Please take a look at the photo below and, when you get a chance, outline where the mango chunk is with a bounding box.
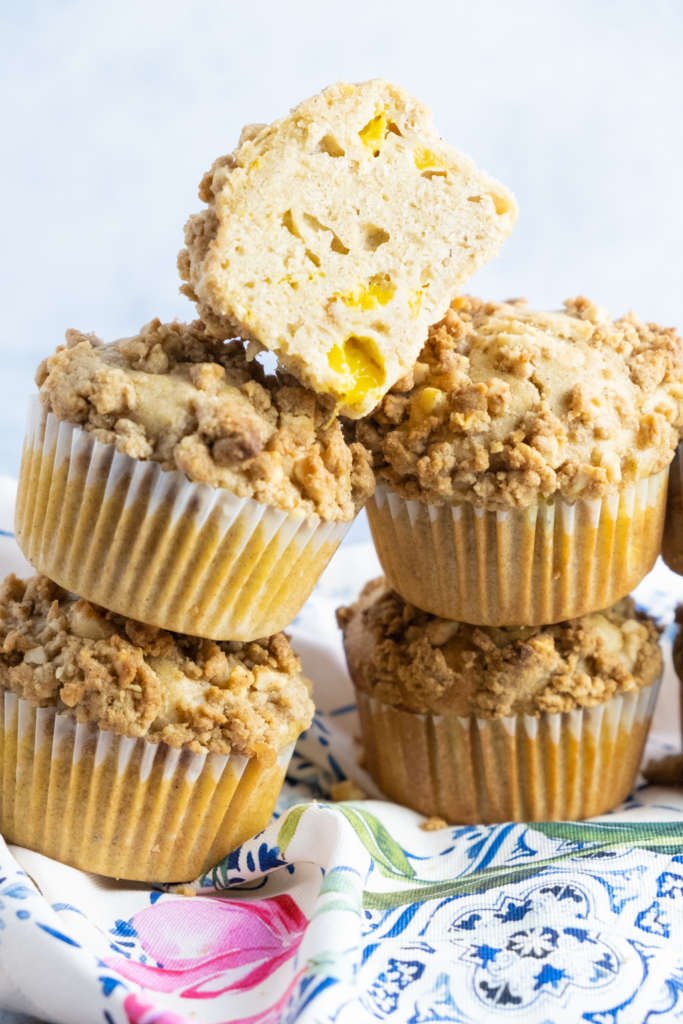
[328,336,386,408]
[408,288,423,317]
[413,147,447,175]
[340,276,396,310]
[359,110,387,156]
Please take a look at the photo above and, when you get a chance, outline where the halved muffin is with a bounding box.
[179,79,516,417]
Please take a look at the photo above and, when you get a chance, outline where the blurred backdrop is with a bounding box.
[2,0,682,491]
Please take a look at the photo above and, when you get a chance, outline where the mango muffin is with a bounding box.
[358,296,683,625]
[16,319,374,640]
[178,79,517,417]
[337,579,662,823]
[0,573,313,881]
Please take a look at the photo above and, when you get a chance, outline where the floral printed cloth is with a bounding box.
[0,477,682,1024]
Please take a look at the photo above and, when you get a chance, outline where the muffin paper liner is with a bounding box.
[0,692,294,882]
[15,399,350,640]
[367,474,668,625]
[662,442,683,574]
[356,677,661,823]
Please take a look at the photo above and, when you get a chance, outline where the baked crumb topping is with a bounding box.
[357,296,683,508]
[36,319,374,521]
[337,578,662,717]
[0,575,314,759]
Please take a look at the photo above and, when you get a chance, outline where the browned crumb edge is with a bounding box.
[420,816,449,831]
[337,578,662,717]
[36,318,374,521]
[0,575,313,760]
[329,779,367,802]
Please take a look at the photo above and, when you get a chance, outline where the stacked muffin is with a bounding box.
[2,80,517,879]
[338,296,683,822]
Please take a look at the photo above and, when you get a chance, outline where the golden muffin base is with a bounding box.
[1,693,294,882]
[367,474,668,626]
[15,400,349,640]
[662,442,683,575]
[356,679,660,823]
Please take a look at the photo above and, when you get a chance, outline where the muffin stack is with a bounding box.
[0,80,518,879]
[339,295,683,822]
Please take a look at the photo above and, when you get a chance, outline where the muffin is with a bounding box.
[358,296,683,625]
[0,574,313,882]
[337,579,662,823]
[179,79,517,417]
[15,319,374,640]
[662,442,683,574]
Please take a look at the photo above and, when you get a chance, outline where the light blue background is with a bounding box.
[2,0,682,484]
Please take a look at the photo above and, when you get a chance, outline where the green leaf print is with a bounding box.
[277,803,309,854]
[361,820,683,909]
[532,820,683,856]
[337,805,416,879]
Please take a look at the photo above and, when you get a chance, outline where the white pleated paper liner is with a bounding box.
[15,398,350,640]
[356,676,661,823]
[0,692,295,882]
[367,473,668,626]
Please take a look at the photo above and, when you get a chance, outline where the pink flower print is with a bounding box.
[107,893,307,999]
[123,993,190,1024]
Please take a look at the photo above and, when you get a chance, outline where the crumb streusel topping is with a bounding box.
[36,319,374,521]
[357,296,683,509]
[0,575,314,759]
[337,578,661,717]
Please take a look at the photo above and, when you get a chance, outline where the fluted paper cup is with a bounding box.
[356,678,660,823]
[662,442,683,574]
[367,475,668,626]
[0,692,295,882]
[15,398,350,640]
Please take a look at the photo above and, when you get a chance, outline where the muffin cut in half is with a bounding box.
[0,574,313,882]
[16,319,374,640]
[359,295,683,625]
[179,79,517,417]
[338,579,662,823]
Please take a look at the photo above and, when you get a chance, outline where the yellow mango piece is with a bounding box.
[413,147,446,175]
[410,386,446,424]
[408,288,423,317]
[359,110,387,156]
[328,336,386,408]
[340,276,396,310]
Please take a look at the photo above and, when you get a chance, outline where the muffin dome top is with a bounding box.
[337,578,661,717]
[36,318,374,521]
[358,296,683,509]
[0,574,313,758]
